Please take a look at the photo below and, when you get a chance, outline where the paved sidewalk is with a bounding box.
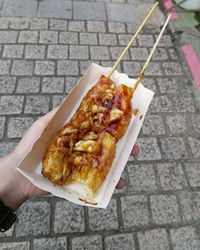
[0,1,200,250]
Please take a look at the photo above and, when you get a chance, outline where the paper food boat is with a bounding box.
[17,63,154,208]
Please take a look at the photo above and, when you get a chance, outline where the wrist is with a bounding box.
[0,152,27,211]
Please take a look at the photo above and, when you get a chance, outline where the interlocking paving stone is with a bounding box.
[52,95,66,108]
[162,62,183,76]
[0,59,11,74]
[60,32,78,44]
[191,115,200,134]
[88,199,118,231]
[3,44,24,58]
[137,34,154,47]
[37,0,72,19]
[156,77,180,93]
[150,195,180,224]
[50,20,68,31]
[10,18,29,30]
[108,22,126,33]
[188,137,200,158]
[138,228,169,250]
[173,94,196,112]
[155,35,173,47]
[160,137,188,160]
[0,117,6,139]
[72,235,103,250]
[166,115,187,134]
[157,162,187,190]
[121,195,150,228]
[65,76,79,93]
[15,201,50,237]
[130,47,148,61]
[2,0,37,17]
[118,34,136,46]
[0,76,16,94]
[87,21,106,33]
[110,46,130,60]
[25,45,45,59]
[136,137,161,161]
[11,60,34,76]
[7,117,34,138]
[0,18,10,29]
[24,95,50,114]
[47,45,68,59]
[39,31,58,44]
[54,200,85,233]
[70,45,89,59]
[18,31,38,43]
[141,77,157,92]
[106,3,134,22]
[123,61,141,76]
[0,141,17,157]
[30,19,49,30]
[33,237,67,250]
[104,233,135,250]
[99,33,117,46]
[151,48,168,60]
[0,242,30,250]
[185,163,200,188]
[145,62,162,76]
[16,77,40,93]
[68,21,86,32]
[168,48,178,60]
[149,96,173,113]
[73,1,106,21]
[79,33,98,45]
[90,46,110,60]
[127,163,157,192]
[42,77,64,93]
[170,226,200,250]
[57,60,79,76]
[0,224,14,237]
[142,115,165,135]
[34,61,55,76]
[0,95,24,114]
[79,60,99,75]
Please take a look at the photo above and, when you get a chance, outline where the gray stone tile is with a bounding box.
[123,61,142,76]
[30,19,48,30]
[2,0,37,17]
[18,31,38,43]
[42,77,64,93]
[137,34,154,47]
[39,31,58,44]
[110,46,130,60]
[70,45,89,60]
[170,226,200,250]
[0,95,24,114]
[149,96,173,113]
[88,199,118,231]
[118,34,136,46]
[0,117,6,139]
[157,77,180,93]
[25,45,45,59]
[57,60,79,76]
[0,17,10,29]
[80,33,98,45]
[0,142,17,157]
[0,60,11,74]
[138,228,170,250]
[173,94,196,112]
[15,201,50,236]
[166,115,187,134]
[150,195,180,224]
[50,19,68,31]
[136,137,161,161]
[160,137,188,160]
[127,163,157,192]
[47,45,68,59]
[87,21,105,32]
[188,137,200,158]
[168,48,178,60]
[142,115,165,135]
[7,117,34,138]
[0,224,14,237]
[121,195,150,228]
[162,62,183,76]
[68,21,86,32]
[65,77,79,93]
[0,31,18,43]
[191,115,200,134]
[72,235,103,250]
[155,35,173,47]
[11,60,34,76]
[3,45,24,58]
[16,77,40,93]
[130,47,148,61]
[24,95,50,114]
[106,3,134,22]
[157,162,187,190]
[90,46,110,60]
[33,237,67,250]
[10,18,29,29]
[0,76,16,94]
[141,77,157,92]
[185,163,200,188]
[105,234,135,250]
[35,61,55,76]
[99,33,117,46]
[52,95,66,108]
[145,62,162,76]
[151,48,168,61]
[60,32,78,44]
[73,1,106,21]
[108,22,126,33]
[37,0,72,19]
[54,200,85,233]
[79,60,99,75]
[0,242,30,250]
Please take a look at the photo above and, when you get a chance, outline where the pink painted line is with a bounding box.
[181,44,200,92]
[163,0,179,20]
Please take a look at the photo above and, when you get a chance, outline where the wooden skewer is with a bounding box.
[107,1,159,78]
[133,14,171,92]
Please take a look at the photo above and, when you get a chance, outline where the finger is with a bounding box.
[131,145,139,156]
[116,177,126,189]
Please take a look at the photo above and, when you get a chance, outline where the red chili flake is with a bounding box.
[140,115,143,120]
